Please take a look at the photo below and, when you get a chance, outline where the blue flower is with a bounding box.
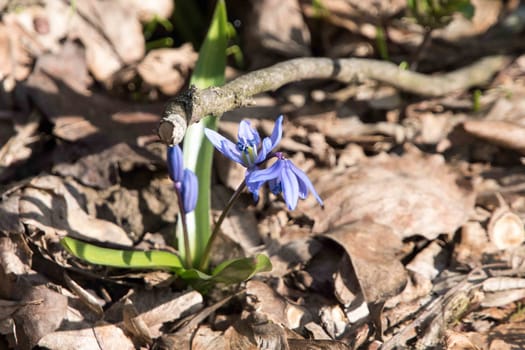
[249,154,324,211]
[204,115,283,169]
[167,145,198,213]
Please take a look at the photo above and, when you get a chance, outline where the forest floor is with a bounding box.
[2,1,525,349]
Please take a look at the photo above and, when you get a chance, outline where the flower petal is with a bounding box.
[289,161,324,207]
[182,169,198,213]
[255,137,273,163]
[248,159,284,183]
[238,120,261,146]
[281,164,299,210]
[167,145,184,182]
[269,115,283,149]
[245,169,263,201]
[256,116,283,163]
[204,128,244,165]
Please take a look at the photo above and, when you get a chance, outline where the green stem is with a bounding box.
[176,189,192,268]
[199,179,247,271]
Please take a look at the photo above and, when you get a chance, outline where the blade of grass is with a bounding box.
[179,0,228,268]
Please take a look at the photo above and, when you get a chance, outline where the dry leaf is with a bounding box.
[241,0,311,69]
[13,286,68,349]
[38,324,134,350]
[192,326,227,350]
[246,280,311,330]
[454,221,490,267]
[406,241,448,281]
[137,45,197,95]
[0,194,24,235]
[325,221,407,305]
[311,151,475,240]
[19,175,132,245]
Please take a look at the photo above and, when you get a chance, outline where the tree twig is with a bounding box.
[159,55,509,145]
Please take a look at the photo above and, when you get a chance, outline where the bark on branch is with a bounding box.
[159,55,509,145]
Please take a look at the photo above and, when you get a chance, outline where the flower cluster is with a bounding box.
[167,145,198,213]
[204,115,323,210]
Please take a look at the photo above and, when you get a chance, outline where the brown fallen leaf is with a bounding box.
[324,221,407,338]
[13,285,68,349]
[19,175,132,245]
[241,0,311,69]
[310,151,475,240]
[487,322,525,350]
[38,323,135,350]
[0,193,24,235]
[325,221,407,305]
[137,45,198,95]
[53,142,155,189]
[246,280,311,330]
[192,326,227,350]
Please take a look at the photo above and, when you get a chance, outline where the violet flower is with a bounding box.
[167,145,198,213]
[204,115,283,199]
[205,116,323,210]
[249,153,324,210]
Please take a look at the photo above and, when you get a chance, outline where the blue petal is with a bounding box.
[256,116,283,163]
[245,169,263,201]
[238,120,261,147]
[289,161,324,207]
[204,128,244,165]
[182,169,198,213]
[255,138,273,163]
[248,159,284,183]
[167,145,184,183]
[268,178,281,195]
[281,164,299,210]
[269,115,283,149]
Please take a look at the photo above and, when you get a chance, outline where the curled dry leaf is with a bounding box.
[19,175,132,246]
[311,151,475,240]
[246,280,311,330]
[324,221,407,306]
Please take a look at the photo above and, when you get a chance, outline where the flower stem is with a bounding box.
[198,179,246,271]
[176,189,192,268]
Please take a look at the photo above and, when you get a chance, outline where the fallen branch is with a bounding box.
[159,55,509,145]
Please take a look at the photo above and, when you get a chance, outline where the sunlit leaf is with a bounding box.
[61,237,183,271]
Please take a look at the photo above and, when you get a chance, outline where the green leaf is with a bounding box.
[61,237,183,272]
[184,254,273,293]
[180,0,228,268]
[62,236,271,293]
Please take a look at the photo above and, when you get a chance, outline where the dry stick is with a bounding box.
[159,55,509,145]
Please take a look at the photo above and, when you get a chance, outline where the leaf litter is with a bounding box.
[2,0,525,349]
